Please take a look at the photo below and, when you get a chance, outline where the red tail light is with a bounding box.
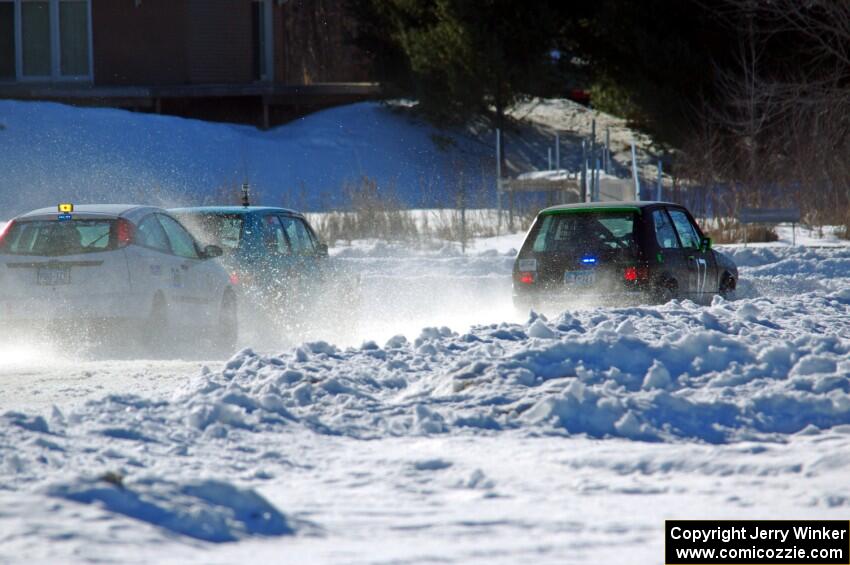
[519,271,535,284]
[115,218,135,247]
[0,220,15,247]
[624,266,649,282]
[230,271,254,286]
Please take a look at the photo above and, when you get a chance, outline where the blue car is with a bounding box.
[169,206,345,327]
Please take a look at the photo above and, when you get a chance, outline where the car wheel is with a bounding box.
[719,275,737,301]
[214,292,238,351]
[652,279,678,304]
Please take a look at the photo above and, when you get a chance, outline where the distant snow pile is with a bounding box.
[0,100,491,217]
[0,96,668,220]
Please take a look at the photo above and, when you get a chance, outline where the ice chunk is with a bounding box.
[642,361,672,390]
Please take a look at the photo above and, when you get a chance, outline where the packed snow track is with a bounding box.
[1,243,849,564]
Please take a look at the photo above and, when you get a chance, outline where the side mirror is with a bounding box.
[203,244,223,259]
[317,243,329,257]
[700,237,712,252]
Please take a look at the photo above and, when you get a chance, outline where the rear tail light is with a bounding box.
[518,271,535,284]
[229,270,254,286]
[0,220,15,247]
[624,266,649,282]
[115,219,135,247]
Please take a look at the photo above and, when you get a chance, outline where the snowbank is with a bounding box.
[0,100,492,217]
[0,97,666,219]
[47,476,293,542]
[173,279,850,443]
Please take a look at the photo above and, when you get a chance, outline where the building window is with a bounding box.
[252,0,272,81]
[59,0,88,76]
[22,1,51,76]
[0,0,91,81]
[0,2,14,78]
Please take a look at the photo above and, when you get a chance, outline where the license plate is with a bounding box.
[564,270,596,286]
[37,267,70,286]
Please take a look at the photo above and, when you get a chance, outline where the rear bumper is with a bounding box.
[0,292,150,322]
[513,285,651,310]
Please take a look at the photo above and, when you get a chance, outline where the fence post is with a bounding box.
[590,119,596,176]
[595,159,601,201]
[605,126,611,173]
[555,133,560,171]
[548,148,552,170]
[631,142,641,200]
[496,128,502,235]
[591,118,596,145]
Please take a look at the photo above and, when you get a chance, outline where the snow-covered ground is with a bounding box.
[1,229,849,564]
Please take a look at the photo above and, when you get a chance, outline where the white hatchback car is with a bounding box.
[0,204,237,349]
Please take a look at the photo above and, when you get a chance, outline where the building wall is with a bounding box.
[91,0,371,87]
[186,0,253,84]
[92,0,189,85]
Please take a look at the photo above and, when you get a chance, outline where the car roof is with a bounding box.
[539,201,681,215]
[169,206,304,218]
[16,204,163,220]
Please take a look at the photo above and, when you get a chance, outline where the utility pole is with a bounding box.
[555,133,560,171]
[631,142,641,200]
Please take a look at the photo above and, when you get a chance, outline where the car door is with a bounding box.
[278,215,324,301]
[156,213,214,326]
[667,207,716,301]
[125,213,177,312]
[683,209,719,295]
[650,207,688,294]
[260,214,296,297]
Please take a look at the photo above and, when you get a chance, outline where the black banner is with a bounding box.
[666,520,850,564]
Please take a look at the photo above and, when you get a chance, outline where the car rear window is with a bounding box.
[529,212,637,254]
[174,214,244,251]
[0,220,114,256]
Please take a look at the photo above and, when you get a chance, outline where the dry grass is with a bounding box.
[705,222,779,244]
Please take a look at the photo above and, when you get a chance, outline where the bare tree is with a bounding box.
[685,0,850,233]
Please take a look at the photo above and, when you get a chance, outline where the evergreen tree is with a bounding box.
[355,0,562,129]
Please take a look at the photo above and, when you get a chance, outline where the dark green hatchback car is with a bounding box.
[512,201,738,310]
[169,206,357,331]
